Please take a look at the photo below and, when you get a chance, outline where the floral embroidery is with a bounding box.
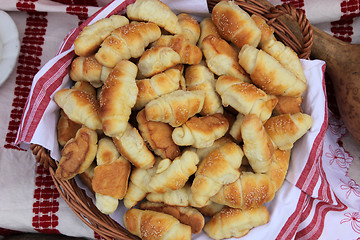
[340,212,360,234]
[328,113,346,136]
[325,145,353,169]
[340,179,360,199]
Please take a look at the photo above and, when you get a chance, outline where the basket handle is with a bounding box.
[31,144,56,170]
[206,0,313,59]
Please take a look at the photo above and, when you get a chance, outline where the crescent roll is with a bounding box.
[197,18,220,48]
[57,110,82,146]
[178,13,201,45]
[144,90,205,127]
[99,60,138,137]
[95,22,161,68]
[126,0,182,34]
[211,1,261,48]
[251,14,276,47]
[74,15,129,57]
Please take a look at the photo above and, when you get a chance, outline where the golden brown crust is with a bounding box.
[57,110,82,146]
[177,13,200,45]
[274,96,303,115]
[251,14,276,47]
[198,18,220,48]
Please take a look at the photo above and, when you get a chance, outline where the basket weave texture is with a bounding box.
[31,0,313,239]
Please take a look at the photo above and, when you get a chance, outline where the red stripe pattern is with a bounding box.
[280,0,305,8]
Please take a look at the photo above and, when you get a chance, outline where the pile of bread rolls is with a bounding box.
[53,0,313,239]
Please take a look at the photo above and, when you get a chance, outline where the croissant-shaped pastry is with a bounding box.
[229,113,245,142]
[139,201,205,234]
[126,0,182,34]
[74,15,129,57]
[55,126,98,180]
[72,81,97,97]
[274,96,303,115]
[193,136,233,162]
[251,14,276,47]
[191,142,243,207]
[203,206,269,240]
[262,39,306,83]
[172,114,229,148]
[137,46,181,78]
[95,22,161,68]
[123,209,191,240]
[99,60,138,137]
[196,201,224,217]
[135,68,182,110]
[123,163,158,209]
[264,113,313,150]
[197,18,220,48]
[154,34,202,65]
[70,55,112,88]
[148,151,199,193]
[239,44,307,97]
[137,109,180,160]
[211,1,261,48]
[57,110,82,146]
[54,88,102,130]
[112,123,155,169]
[201,35,250,82]
[216,75,278,122]
[185,63,223,115]
[78,162,95,193]
[144,90,205,127]
[178,13,200,45]
[241,114,274,173]
[96,137,120,165]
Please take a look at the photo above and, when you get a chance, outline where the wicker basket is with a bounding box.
[31,0,313,239]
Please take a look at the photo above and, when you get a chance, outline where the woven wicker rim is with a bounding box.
[30,1,313,239]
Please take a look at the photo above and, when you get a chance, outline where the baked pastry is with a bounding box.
[241,114,274,173]
[196,201,224,217]
[216,75,278,122]
[55,126,98,180]
[197,18,220,48]
[238,44,307,97]
[99,60,138,137]
[229,113,245,142]
[154,34,202,65]
[54,88,102,130]
[126,0,182,34]
[112,123,155,169]
[172,113,229,148]
[148,151,199,193]
[74,15,129,57]
[264,113,313,150]
[193,136,233,162]
[191,142,243,207]
[136,109,180,160]
[95,22,161,68]
[123,209,191,240]
[274,96,303,115]
[185,62,223,115]
[135,68,182,110]
[78,162,95,193]
[203,206,269,239]
[139,201,205,234]
[72,81,97,97]
[144,90,205,127]
[201,35,250,82]
[69,55,112,88]
[95,137,120,165]
[211,1,261,48]
[137,46,181,78]
[251,14,276,47]
[178,13,200,44]
[57,110,82,146]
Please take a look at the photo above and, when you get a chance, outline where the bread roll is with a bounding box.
[251,14,276,47]
[137,46,181,78]
[197,201,224,217]
[126,0,182,34]
[178,13,200,44]
[197,18,220,48]
[112,123,155,169]
[148,151,199,193]
[55,126,98,180]
[57,110,82,146]
[99,60,138,137]
[203,206,269,239]
[140,201,205,234]
[154,34,202,65]
[78,162,95,193]
[72,81,97,97]
[211,1,261,48]
[95,22,161,68]
[264,113,313,150]
[96,137,120,165]
[54,88,102,130]
[94,193,119,215]
[144,90,205,127]
[229,113,245,142]
[241,114,274,173]
[201,35,250,82]
[274,96,303,115]
[238,44,307,97]
[191,142,243,207]
[74,15,129,57]
[216,75,278,122]
[70,55,112,88]
[123,209,191,240]
[185,63,223,115]
[172,114,229,148]
[135,68,182,110]
[137,109,180,160]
